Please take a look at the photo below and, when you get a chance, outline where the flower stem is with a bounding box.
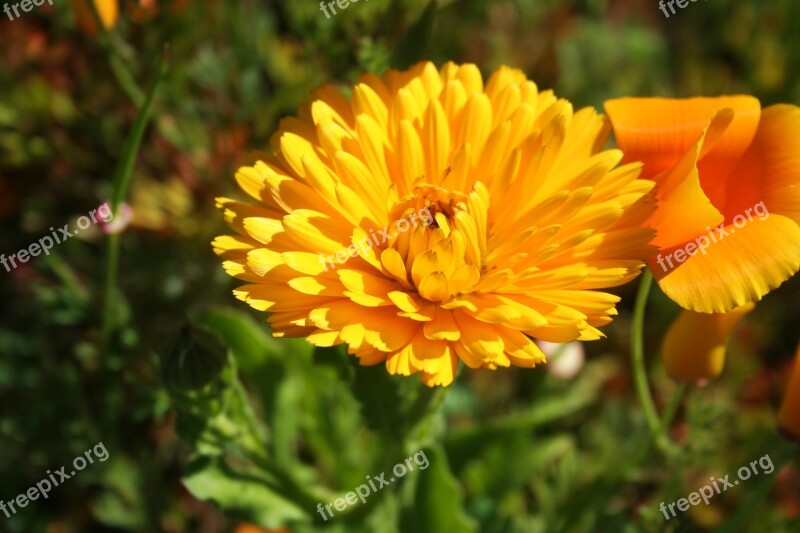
[101,48,168,348]
[630,270,663,442]
[661,383,687,430]
[85,0,145,107]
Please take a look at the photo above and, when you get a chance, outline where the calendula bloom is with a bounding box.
[70,0,119,35]
[606,97,800,381]
[779,343,800,440]
[213,62,656,386]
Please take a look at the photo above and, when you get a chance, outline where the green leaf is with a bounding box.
[91,457,147,529]
[194,308,315,464]
[389,1,438,70]
[400,446,477,533]
[182,455,311,527]
[167,352,266,458]
[444,361,613,474]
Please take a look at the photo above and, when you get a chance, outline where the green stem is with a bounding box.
[630,270,663,442]
[108,54,145,108]
[661,383,687,430]
[109,49,168,212]
[84,0,145,106]
[101,233,120,346]
[101,48,168,349]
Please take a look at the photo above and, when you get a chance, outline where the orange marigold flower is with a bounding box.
[213,62,656,386]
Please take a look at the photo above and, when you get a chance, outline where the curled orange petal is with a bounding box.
[661,303,755,382]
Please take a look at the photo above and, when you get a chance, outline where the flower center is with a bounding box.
[383,184,482,303]
[389,184,469,227]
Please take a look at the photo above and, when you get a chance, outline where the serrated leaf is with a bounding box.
[182,455,310,527]
[168,352,266,458]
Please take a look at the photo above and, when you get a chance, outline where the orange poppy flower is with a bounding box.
[606,97,800,314]
[605,97,800,436]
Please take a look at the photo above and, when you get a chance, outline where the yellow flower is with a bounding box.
[213,62,656,386]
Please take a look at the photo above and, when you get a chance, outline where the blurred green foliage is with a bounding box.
[1,0,799,531]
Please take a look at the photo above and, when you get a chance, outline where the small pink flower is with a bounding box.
[100,203,132,235]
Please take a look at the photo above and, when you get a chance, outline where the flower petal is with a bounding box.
[661,303,755,381]
[649,215,800,313]
[604,96,761,180]
[727,104,800,224]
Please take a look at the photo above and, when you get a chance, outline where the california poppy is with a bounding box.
[606,97,800,435]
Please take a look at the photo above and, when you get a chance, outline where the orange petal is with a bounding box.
[661,303,755,382]
[643,116,725,250]
[779,344,800,441]
[726,104,800,224]
[604,96,761,180]
[649,215,800,313]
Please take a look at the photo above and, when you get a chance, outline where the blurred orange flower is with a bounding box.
[69,0,118,35]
